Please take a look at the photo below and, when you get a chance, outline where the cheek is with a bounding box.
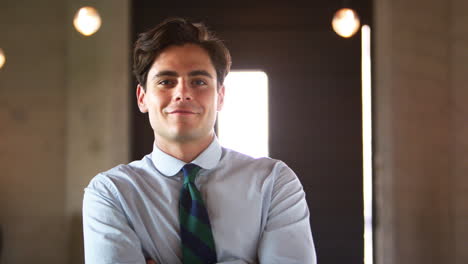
[147,92,169,109]
[204,96,219,113]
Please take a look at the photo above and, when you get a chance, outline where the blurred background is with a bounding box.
[0,0,466,264]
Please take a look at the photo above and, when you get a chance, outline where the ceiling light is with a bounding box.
[0,48,5,69]
[73,6,102,36]
[332,8,361,38]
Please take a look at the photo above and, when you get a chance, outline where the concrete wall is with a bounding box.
[374,0,468,263]
[65,1,130,263]
[0,1,68,263]
[0,1,129,263]
[451,1,468,262]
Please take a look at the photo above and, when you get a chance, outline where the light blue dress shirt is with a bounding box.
[83,137,316,264]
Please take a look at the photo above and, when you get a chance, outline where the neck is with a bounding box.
[154,133,214,163]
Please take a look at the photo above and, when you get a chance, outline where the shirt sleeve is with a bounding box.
[257,163,317,264]
[82,175,147,264]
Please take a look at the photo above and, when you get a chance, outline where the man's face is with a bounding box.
[137,44,224,145]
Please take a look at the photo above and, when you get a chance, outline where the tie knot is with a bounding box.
[182,163,201,184]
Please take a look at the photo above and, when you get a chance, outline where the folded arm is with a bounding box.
[83,176,147,264]
[258,163,317,264]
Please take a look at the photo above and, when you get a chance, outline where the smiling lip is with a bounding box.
[168,110,197,115]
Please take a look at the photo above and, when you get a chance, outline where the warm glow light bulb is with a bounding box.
[0,48,5,69]
[73,6,102,36]
[332,8,361,38]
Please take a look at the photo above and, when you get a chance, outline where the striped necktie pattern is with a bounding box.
[179,163,217,264]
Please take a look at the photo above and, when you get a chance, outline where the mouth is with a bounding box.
[168,109,198,115]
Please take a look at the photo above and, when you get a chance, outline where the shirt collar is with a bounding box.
[150,137,222,177]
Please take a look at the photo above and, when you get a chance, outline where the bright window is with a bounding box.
[217,71,269,158]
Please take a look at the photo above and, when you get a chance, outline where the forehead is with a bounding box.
[150,44,216,74]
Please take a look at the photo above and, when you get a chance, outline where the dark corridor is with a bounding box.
[131,1,372,263]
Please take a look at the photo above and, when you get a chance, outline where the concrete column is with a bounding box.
[374,0,468,263]
[451,0,468,262]
[0,1,68,263]
[65,1,130,263]
[0,1,130,263]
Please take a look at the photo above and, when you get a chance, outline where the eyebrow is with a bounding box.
[152,70,213,80]
[153,70,178,79]
[188,70,213,79]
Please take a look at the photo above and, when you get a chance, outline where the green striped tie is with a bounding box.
[179,164,217,264]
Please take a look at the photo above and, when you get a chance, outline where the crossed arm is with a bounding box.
[83,168,316,264]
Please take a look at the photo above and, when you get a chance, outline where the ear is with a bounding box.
[217,84,225,111]
[136,84,148,113]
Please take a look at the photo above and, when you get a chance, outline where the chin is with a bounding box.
[171,128,214,143]
[168,130,201,142]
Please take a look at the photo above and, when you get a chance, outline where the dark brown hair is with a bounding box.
[133,17,231,89]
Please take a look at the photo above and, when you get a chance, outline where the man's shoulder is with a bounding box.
[86,155,152,192]
[221,147,291,173]
[219,148,300,191]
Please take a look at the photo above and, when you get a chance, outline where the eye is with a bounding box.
[157,79,176,87]
[192,79,207,86]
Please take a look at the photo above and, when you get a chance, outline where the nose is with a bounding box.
[174,79,193,102]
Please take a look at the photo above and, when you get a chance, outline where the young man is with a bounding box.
[83,18,316,264]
